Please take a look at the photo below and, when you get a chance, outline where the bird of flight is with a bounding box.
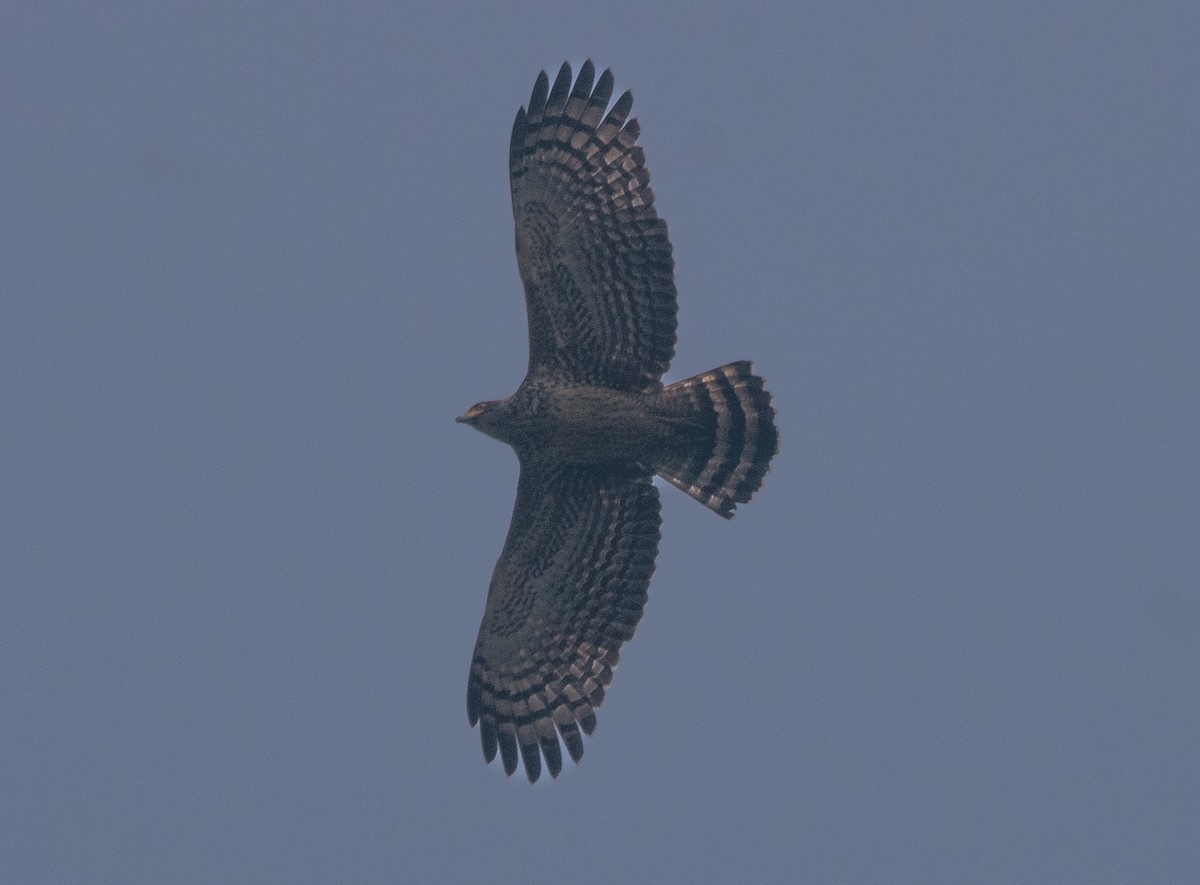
[457,61,779,782]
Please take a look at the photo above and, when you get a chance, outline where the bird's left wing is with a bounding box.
[467,460,661,782]
[510,60,677,391]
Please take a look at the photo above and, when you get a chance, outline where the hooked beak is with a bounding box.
[455,413,468,424]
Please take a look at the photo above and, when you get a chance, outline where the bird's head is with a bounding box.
[456,399,508,439]
[456,400,497,424]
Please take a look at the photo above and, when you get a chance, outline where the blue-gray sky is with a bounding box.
[3,3,1197,882]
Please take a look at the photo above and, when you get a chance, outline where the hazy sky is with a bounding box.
[3,3,1197,883]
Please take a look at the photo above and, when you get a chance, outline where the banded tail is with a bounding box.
[656,361,779,518]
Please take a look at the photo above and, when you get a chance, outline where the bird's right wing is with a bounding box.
[467,461,661,782]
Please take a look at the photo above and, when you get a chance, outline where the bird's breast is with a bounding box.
[522,385,668,464]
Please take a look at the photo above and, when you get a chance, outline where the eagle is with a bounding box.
[457,61,779,782]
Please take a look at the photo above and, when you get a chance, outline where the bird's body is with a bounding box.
[464,379,690,464]
[458,61,779,782]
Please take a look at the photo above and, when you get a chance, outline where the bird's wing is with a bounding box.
[467,460,661,782]
[510,60,677,391]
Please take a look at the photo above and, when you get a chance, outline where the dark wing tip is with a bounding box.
[480,718,498,763]
[595,67,614,104]
[527,70,550,123]
[580,711,598,736]
[610,89,633,123]
[498,729,519,777]
[548,61,573,111]
[541,735,563,779]
[509,106,527,164]
[466,670,481,724]
[520,739,542,783]
[559,721,585,763]
[573,59,595,97]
